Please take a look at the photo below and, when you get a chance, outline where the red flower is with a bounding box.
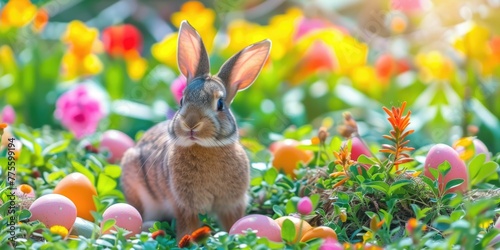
[102,24,142,58]
[152,230,165,240]
[178,235,192,248]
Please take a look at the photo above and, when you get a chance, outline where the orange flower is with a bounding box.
[178,234,192,248]
[19,184,33,194]
[0,0,37,28]
[33,8,49,32]
[369,216,384,232]
[0,123,7,129]
[191,226,211,243]
[406,218,418,234]
[151,230,165,240]
[380,101,414,170]
[330,144,354,188]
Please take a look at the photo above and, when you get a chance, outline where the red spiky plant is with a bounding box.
[380,101,415,172]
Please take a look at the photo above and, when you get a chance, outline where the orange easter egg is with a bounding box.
[300,226,338,242]
[271,140,314,177]
[274,216,313,243]
[53,173,97,221]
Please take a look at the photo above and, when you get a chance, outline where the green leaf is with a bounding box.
[363,181,389,194]
[42,140,70,156]
[47,170,66,183]
[357,154,377,165]
[97,174,117,195]
[264,167,278,185]
[421,176,439,196]
[437,161,451,177]
[19,210,31,221]
[272,205,284,217]
[388,180,412,196]
[471,161,499,186]
[429,167,439,180]
[444,179,464,192]
[72,161,96,186]
[310,193,320,210]
[102,219,117,233]
[281,219,296,243]
[468,154,486,182]
[285,197,300,214]
[103,165,122,179]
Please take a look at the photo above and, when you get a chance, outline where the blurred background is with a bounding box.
[1,0,499,153]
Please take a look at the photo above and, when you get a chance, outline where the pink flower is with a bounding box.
[319,237,344,250]
[1,105,16,124]
[297,196,313,215]
[171,75,187,104]
[54,84,106,139]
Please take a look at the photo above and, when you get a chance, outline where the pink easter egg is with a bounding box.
[101,203,142,238]
[424,144,469,193]
[229,214,282,242]
[29,194,77,230]
[99,130,135,163]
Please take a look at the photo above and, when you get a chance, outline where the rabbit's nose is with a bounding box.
[182,111,203,130]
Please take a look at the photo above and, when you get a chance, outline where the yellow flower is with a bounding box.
[50,225,69,238]
[479,219,493,230]
[350,65,382,93]
[452,137,475,161]
[62,20,100,57]
[223,19,268,58]
[61,52,102,80]
[0,45,16,74]
[415,51,454,82]
[0,0,37,28]
[170,1,216,52]
[152,33,178,69]
[265,7,303,60]
[126,53,148,81]
[454,23,490,61]
[363,231,373,243]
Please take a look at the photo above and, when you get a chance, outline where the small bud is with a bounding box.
[297,196,313,215]
[318,127,329,144]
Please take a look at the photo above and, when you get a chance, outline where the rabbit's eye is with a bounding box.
[179,98,183,107]
[217,98,224,111]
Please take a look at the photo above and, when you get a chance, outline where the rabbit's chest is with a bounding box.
[168,145,249,210]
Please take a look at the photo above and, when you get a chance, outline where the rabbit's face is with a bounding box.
[169,76,238,148]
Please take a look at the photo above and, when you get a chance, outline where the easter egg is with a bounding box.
[473,139,491,161]
[29,194,77,230]
[99,130,135,163]
[275,216,313,243]
[101,203,142,238]
[271,140,314,177]
[53,173,97,221]
[424,144,469,193]
[345,137,371,161]
[229,214,282,242]
[70,217,96,238]
[300,226,338,242]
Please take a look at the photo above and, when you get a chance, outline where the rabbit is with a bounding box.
[120,20,271,239]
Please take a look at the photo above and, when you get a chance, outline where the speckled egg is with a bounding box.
[99,130,135,163]
[101,203,142,238]
[53,173,97,222]
[29,194,77,230]
[229,214,282,242]
[424,143,469,193]
[275,216,313,243]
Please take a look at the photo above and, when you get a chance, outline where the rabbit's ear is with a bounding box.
[178,20,210,82]
[216,39,271,103]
